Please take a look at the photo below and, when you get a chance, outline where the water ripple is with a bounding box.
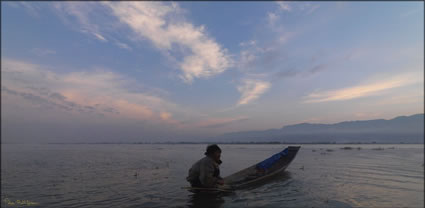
[2,144,423,208]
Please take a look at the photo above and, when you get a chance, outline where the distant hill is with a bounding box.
[213,114,424,143]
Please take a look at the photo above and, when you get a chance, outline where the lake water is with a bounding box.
[1,144,424,207]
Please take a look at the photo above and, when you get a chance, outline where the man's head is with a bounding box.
[205,144,222,163]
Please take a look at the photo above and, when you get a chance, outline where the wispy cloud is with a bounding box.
[237,38,288,73]
[51,2,233,84]
[2,86,108,115]
[8,2,41,18]
[303,73,423,103]
[1,58,181,124]
[237,79,271,105]
[238,50,258,70]
[271,62,329,81]
[103,2,233,83]
[93,33,107,42]
[53,2,109,42]
[299,3,320,15]
[115,42,132,50]
[111,2,232,83]
[239,40,256,47]
[245,2,322,77]
[271,48,358,81]
[277,2,292,12]
[237,3,300,75]
[275,2,319,15]
[267,12,280,26]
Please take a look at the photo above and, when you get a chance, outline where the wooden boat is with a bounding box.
[183,146,301,192]
[223,146,301,189]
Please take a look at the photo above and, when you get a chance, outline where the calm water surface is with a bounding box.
[2,144,424,207]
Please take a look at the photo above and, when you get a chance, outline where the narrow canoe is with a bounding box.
[223,146,301,189]
[183,146,301,192]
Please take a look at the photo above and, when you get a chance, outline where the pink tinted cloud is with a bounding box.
[304,73,423,103]
[2,58,178,125]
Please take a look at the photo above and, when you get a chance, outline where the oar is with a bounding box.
[181,186,234,192]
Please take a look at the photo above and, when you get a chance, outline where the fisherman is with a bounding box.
[186,144,224,188]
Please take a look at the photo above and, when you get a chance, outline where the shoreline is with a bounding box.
[2,142,424,145]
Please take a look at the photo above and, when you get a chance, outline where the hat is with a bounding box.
[204,144,221,155]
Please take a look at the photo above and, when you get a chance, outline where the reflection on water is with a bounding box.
[187,192,226,208]
[187,172,291,208]
[243,171,292,190]
[1,144,424,208]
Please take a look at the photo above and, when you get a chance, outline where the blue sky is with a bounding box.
[1,2,423,143]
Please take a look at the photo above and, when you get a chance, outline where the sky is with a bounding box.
[1,2,424,143]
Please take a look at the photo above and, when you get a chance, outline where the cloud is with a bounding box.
[237,79,271,105]
[299,3,320,15]
[267,12,279,26]
[303,73,423,103]
[115,42,132,50]
[237,4,300,75]
[51,2,232,83]
[247,2,321,76]
[1,86,106,115]
[52,2,110,42]
[81,2,232,83]
[1,58,181,124]
[276,2,292,12]
[275,2,319,15]
[237,39,288,73]
[160,112,172,121]
[276,31,296,45]
[8,2,41,18]
[238,50,258,70]
[239,40,256,47]
[271,49,356,81]
[93,33,107,42]
[272,62,329,81]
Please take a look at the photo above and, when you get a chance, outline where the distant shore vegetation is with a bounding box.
[36,141,423,145]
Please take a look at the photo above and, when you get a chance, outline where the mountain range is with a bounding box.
[212,114,424,143]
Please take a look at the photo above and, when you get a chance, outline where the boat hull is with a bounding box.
[223,146,301,189]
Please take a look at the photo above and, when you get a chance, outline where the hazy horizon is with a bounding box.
[2,2,424,143]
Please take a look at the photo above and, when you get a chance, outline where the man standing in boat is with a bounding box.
[186,144,224,188]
